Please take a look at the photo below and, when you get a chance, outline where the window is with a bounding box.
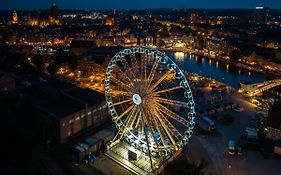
[88,111,92,115]
[62,123,65,127]
[75,116,80,121]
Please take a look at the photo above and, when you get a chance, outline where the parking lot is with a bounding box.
[190,89,281,175]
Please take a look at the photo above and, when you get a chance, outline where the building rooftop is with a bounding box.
[85,46,122,64]
[38,95,85,120]
[71,39,97,49]
[93,124,117,141]
[65,88,105,106]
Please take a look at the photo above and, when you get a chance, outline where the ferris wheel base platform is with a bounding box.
[105,149,152,175]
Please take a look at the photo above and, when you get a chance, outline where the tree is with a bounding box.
[47,62,58,76]
[68,53,78,71]
[158,40,166,47]
[18,56,36,74]
[159,26,171,38]
[52,49,78,72]
[33,54,45,73]
[230,49,242,62]
[163,153,208,175]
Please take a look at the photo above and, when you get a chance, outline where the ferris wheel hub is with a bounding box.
[133,94,142,105]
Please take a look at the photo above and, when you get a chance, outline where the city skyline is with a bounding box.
[1,0,281,10]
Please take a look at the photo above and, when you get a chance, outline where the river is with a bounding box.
[167,52,268,88]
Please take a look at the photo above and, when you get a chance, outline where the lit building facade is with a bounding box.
[11,10,18,24]
[26,4,60,27]
[254,7,269,25]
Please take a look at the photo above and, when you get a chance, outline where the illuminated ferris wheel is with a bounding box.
[105,46,195,159]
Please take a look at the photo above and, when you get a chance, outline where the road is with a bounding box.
[185,136,219,175]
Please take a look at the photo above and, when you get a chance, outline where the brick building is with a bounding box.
[37,88,110,143]
[15,70,111,144]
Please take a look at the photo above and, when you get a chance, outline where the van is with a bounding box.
[246,127,258,140]
[228,140,236,155]
[202,116,216,130]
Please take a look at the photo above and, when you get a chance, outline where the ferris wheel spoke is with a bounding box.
[155,108,183,142]
[121,57,136,80]
[155,97,187,108]
[111,127,124,143]
[117,104,135,120]
[113,105,138,141]
[149,70,172,91]
[156,102,189,126]
[143,111,161,150]
[130,53,137,65]
[133,109,142,129]
[130,53,141,77]
[153,109,177,145]
[144,108,162,147]
[122,105,138,132]
[145,104,171,146]
[114,65,133,84]
[146,58,160,88]
[113,99,133,106]
[134,117,141,131]
[121,57,131,71]
[128,106,141,129]
[111,76,133,93]
[140,55,148,79]
[148,108,169,146]
[140,108,154,169]
[110,90,132,98]
[153,86,184,95]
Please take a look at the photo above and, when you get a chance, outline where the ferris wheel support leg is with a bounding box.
[107,138,120,150]
[141,113,154,171]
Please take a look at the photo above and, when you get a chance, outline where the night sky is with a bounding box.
[1,0,281,10]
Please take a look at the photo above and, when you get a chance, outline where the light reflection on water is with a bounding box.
[173,52,185,62]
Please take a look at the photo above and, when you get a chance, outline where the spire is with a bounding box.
[12,9,18,24]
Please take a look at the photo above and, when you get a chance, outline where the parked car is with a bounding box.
[233,106,244,112]
[246,127,258,140]
[202,116,216,130]
[236,146,243,156]
[228,140,236,155]
[88,155,96,162]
